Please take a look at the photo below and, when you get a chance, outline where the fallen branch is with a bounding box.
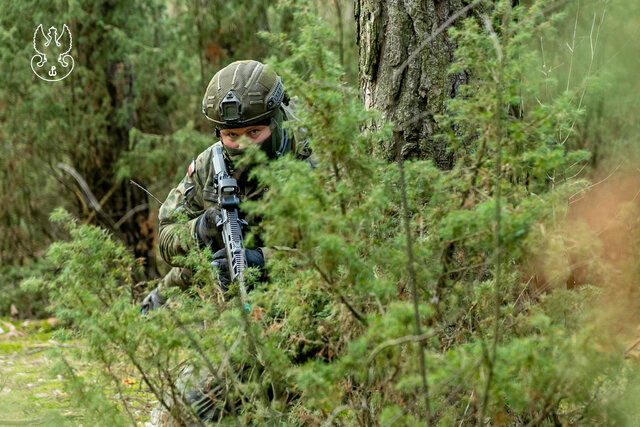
[624,336,640,357]
[57,162,117,228]
[114,203,148,229]
[0,321,25,337]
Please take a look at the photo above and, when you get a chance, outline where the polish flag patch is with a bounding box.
[187,159,195,176]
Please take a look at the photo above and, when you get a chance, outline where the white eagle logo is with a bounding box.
[31,24,74,82]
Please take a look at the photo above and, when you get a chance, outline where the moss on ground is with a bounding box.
[0,320,155,426]
[0,330,75,425]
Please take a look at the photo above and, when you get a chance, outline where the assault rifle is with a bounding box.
[211,144,250,311]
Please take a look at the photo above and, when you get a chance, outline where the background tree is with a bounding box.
[355,0,478,167]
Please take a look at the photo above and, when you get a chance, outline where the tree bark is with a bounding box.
[356,0,471,168]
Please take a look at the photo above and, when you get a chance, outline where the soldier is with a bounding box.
[141,60,311,313]
[142,60,312,424]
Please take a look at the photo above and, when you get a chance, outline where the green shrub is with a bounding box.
[34,0,640,425]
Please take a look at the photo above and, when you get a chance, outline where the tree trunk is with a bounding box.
[70,4,158,280]
[356,0,471,168]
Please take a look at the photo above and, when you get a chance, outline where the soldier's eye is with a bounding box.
[249,129,259,136]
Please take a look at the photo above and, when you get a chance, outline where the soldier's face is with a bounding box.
[220,125,272,149]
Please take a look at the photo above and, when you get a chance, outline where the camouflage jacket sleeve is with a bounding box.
[158,146,217,266]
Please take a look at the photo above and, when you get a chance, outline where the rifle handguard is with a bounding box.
[211,144,250,312]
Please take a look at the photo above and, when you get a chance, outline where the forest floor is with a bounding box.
[0,319,154,426]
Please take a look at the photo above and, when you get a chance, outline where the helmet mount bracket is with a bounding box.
[219,91,242,123]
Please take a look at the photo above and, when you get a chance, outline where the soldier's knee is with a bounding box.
[159,267,193,291]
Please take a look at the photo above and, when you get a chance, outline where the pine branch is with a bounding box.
[395,129,431,424]
[479,3,510,424]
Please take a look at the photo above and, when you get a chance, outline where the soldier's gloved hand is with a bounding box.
[195,208,220,248]
[212,249,231,291]
[140,287,165,315]
[212,248,264,292]
[245,248,265,269]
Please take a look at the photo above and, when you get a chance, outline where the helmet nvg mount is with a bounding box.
[202,60,286,128]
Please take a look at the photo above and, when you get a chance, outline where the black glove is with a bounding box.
[212,248,264,291]
[195,208,220,248]
[140,287,165,314]
[245,248,265,270]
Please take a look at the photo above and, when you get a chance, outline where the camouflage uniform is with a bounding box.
[157,107,311,290]
[146,60,312,425]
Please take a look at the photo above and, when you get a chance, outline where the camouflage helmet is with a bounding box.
[202,60,286,128]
